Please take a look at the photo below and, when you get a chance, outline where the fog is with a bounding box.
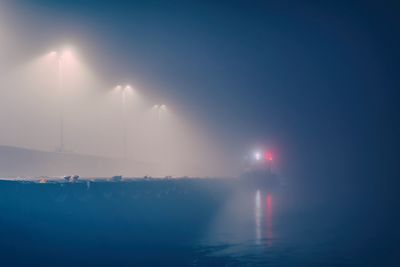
[0,3,232,177]
[0,2,399,265]
[2,0,397,186]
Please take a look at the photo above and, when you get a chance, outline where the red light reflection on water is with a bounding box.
[265,194,273,246]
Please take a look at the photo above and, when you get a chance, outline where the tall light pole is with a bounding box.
[115,85,132,160]
[58,52,64,153]
[51,49,70,153]
[152,104,167,169]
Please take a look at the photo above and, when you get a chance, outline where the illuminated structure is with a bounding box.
[240,149,279,188]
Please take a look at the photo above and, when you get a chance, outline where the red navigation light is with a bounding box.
[265,152,273,161]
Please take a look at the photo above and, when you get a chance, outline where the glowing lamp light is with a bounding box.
[62,49,72,57]
[265,152,273,161]
[153,104,167,110]
[48,48,75,64]
[254,152,262,161]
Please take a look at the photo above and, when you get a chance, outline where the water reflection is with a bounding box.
[255,190,262,244]
[203,187,276,258]
[265,193,273,246]
[254,190,273,246]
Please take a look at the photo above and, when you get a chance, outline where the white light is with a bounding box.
[114,85,122,92]
[48,47,73,60]
[254,152,261,161]
[62,48,73,58]
[124,85,133,95]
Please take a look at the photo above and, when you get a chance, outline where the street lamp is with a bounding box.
[50,49,72,153]
[152,104,167,121]
[115,85,133,160]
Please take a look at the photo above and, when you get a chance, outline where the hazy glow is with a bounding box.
[62,48,73,59]
[265,152,273,161]
[0,3,233,177]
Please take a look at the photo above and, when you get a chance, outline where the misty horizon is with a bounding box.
[0,1,241,177]
[0,1,399,266]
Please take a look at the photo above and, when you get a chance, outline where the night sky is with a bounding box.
[4,0,400,191]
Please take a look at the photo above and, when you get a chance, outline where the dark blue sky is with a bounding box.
[8,0,400,189]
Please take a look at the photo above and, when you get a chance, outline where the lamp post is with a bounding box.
[115,85,132,160]
[50,49,70,153]
[58,52,65,153]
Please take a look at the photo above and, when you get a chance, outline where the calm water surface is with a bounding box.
[198,186,398,267]
[0,180,397,266]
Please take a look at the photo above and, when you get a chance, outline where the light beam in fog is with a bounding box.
[0,2,233,177]
[48,48,78,152]
[114,85,133,160]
